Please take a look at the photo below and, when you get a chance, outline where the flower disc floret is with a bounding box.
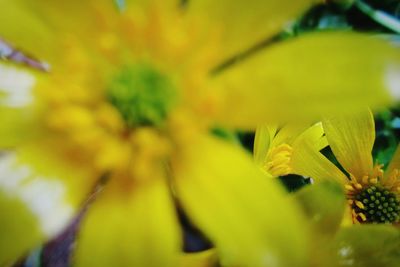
[107,63,177,128]
[353,185,400,224]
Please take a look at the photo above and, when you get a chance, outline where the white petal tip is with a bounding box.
[385,64,400,101]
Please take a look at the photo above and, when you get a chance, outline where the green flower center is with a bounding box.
[107,63,177,128]
[354,185,400,224]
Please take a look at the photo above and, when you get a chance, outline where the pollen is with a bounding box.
[265,144,293,177]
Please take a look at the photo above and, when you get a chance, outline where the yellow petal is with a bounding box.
[293,123,327,152]
[0,145,92,264]
[253,124,273,166]
[386,143,400,178]
[271,123,309,147]
[294,182,347,267]
[16,140,95,208]
[0,63,43,148]
[0,191,42,266]
[0,0,55,61]
[0,107,41,148]
[21,0,114,32]
[172,134,309,267]
[333,225,400,266]
[124,0,179,10]
[74,174,181,267]
[294,181,346,236]
[180,250,218,267]
[290,131,348,184]
[0,0,120,63]
[186,0,315,65]
[322,108,375,179]
[211,32,399,129]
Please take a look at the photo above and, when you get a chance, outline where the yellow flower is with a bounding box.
[254,123,328,177]
[0,0,400,266]
[282,108,400,224]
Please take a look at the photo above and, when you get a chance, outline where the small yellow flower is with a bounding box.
[254,123,327,177]
[281,108,400,224]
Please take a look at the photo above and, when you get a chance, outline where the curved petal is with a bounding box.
[322,108,375,179]
[210,32,399,129]
[0,145,93,265]
[185,0,315,65]
[294,181,346,236]
[172,134,309,267]
[74,174,181,267]
[290,131,348,184]
[272,124,309,147]
[253,124,273,166]
[293,123,327,152]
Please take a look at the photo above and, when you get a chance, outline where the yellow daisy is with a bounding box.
[254,123,328,177]
[0,0,400,266]
[284,108,400,224]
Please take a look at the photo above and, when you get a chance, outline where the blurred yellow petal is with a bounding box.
[290,134,348,184]
[0,0,120,63]
[21,0,114,31]
[294,181,346,236]
[186,0,315,65]
[0,0,56,61]
[0,107,41,148]
[0,191,42,266]
[173,134,309,267]
[211,32,399,129]
[124,0,178,10]
[0,63,43,148]
[74,176,181,267]
[21,0,178,46]
[386,143,400,179]
[333,225,400,267]
[0,145,92,265]
[294,182,347,267]
[16,141,95,208]
[322,108,375,179]
[180,250,218,267]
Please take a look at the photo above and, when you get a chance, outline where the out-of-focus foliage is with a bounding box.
[293,0,400,34]
[294,182,346,236]
[333,225,400,267]
[374,106,400,166]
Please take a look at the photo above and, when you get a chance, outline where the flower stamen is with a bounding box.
[264,143,293,177]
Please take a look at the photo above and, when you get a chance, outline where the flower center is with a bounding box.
[265,144,293,176]
[106,63,177,128]
[353,185,400,224]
